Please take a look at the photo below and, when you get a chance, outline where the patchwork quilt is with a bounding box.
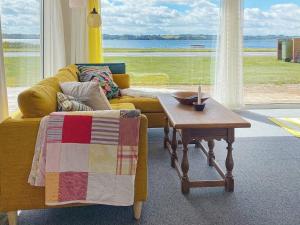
[29,110,141,206]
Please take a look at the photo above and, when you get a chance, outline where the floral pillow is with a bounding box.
[77,65,120,100]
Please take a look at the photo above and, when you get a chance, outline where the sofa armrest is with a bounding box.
[0,117,42,211]
[135,114,148,202]
[112,74,130,89]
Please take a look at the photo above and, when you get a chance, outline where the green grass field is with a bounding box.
[4,55,300,87]
[103,48,276,53]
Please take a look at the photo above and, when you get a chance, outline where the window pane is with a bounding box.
[102,0,219,94]
[1,0,42,112]
[244,1,300,104]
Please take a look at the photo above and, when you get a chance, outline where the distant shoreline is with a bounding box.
[3,33,296,40]
[3,48,277,53]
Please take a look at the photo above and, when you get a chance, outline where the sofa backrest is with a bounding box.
[76,63,126,74]
[18,65,79,118]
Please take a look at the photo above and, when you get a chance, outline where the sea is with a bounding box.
[3,38,278,49]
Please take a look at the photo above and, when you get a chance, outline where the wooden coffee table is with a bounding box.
[158,95,251,194]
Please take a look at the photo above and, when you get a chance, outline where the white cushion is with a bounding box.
[59,82,112,110]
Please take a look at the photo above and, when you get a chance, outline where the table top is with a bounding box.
[158,94,251,129]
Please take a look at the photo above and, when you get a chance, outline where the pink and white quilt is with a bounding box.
[28,110,141,206]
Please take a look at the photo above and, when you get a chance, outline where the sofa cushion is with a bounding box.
[18,65,79,118]
[78,65,120,100]
[112,74,130,89]
[111,103,136,110]
[60,82,112,110]
[109,96,163,113]
[57,92,93,112]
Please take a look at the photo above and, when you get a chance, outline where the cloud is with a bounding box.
[102,0,300,35]
[101,0,220,34]
[0,0,300,35]
[244,3,300,35]
[1,0,41,34]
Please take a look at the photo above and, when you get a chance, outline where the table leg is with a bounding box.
[207,140,215,167]
[171,128,178,168]
[181,139,190,194]
[164,117,170,148]
[225,139,234,192]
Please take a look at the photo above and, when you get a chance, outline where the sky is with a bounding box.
[1,0,300,36]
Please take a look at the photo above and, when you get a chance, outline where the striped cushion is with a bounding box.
[57,92,93,112]
[78,65,120,100]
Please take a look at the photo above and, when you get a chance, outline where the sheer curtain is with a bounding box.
[70,5,89,64]
[44,0,103,71]
[43,0,67,76]
[0,16,8,122]
[214,0,244,109]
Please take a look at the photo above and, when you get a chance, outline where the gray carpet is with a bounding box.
[10,110,300,224]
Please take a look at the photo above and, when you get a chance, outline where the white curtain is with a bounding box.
[214,0,244,109]
[43,0,90,74]
[0,16,9,122]
[70,7,89,64]
[43,0,67,76]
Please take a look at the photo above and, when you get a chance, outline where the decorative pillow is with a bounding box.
[57,92,93,111]
[77,65,120,100]
[59,81,112,110]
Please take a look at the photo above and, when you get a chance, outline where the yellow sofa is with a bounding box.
[0,64,150,223]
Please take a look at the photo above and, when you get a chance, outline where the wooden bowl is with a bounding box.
[172,91,209,105]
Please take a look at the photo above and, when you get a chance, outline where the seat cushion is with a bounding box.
[111,103,136,110]
[109,96,163,113]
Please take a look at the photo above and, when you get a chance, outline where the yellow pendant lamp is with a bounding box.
[87,0,101,28]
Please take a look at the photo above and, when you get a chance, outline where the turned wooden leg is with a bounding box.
[181,140,190,194]
[133,201,143,220]
[7,211,17,225]
[164,117,170,148]
[225,139,234,192]
[171,128,178,168]
[207,140,215,167]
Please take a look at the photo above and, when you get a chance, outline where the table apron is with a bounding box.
[180,128,233,143]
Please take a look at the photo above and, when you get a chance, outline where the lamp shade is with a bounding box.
[69,0,87,8]
[87,8,101,27]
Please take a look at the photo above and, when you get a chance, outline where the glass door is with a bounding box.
[243,0,300,105]
[1,0,43,112]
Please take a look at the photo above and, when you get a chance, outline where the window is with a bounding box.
[1,0,42,112]
[102,0,220,94]
[243,1,300,104]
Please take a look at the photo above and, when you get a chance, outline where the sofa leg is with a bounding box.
[7,211,18,225]
[133,201,143,220]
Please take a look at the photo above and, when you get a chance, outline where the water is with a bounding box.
[3,38,278,49]
[103,39,278,49]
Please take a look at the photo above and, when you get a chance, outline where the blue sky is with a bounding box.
[244,0,300,9]
[1,0,300,35]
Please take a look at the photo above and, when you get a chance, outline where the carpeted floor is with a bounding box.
[12,110,300,225]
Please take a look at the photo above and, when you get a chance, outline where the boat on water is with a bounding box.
[191,44,205,48]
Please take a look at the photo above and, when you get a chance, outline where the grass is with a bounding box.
[106,48,276,53]
[106,56,300,85]
[4,48,40,52]
[4,57,41,87]
[4,55,300,87]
